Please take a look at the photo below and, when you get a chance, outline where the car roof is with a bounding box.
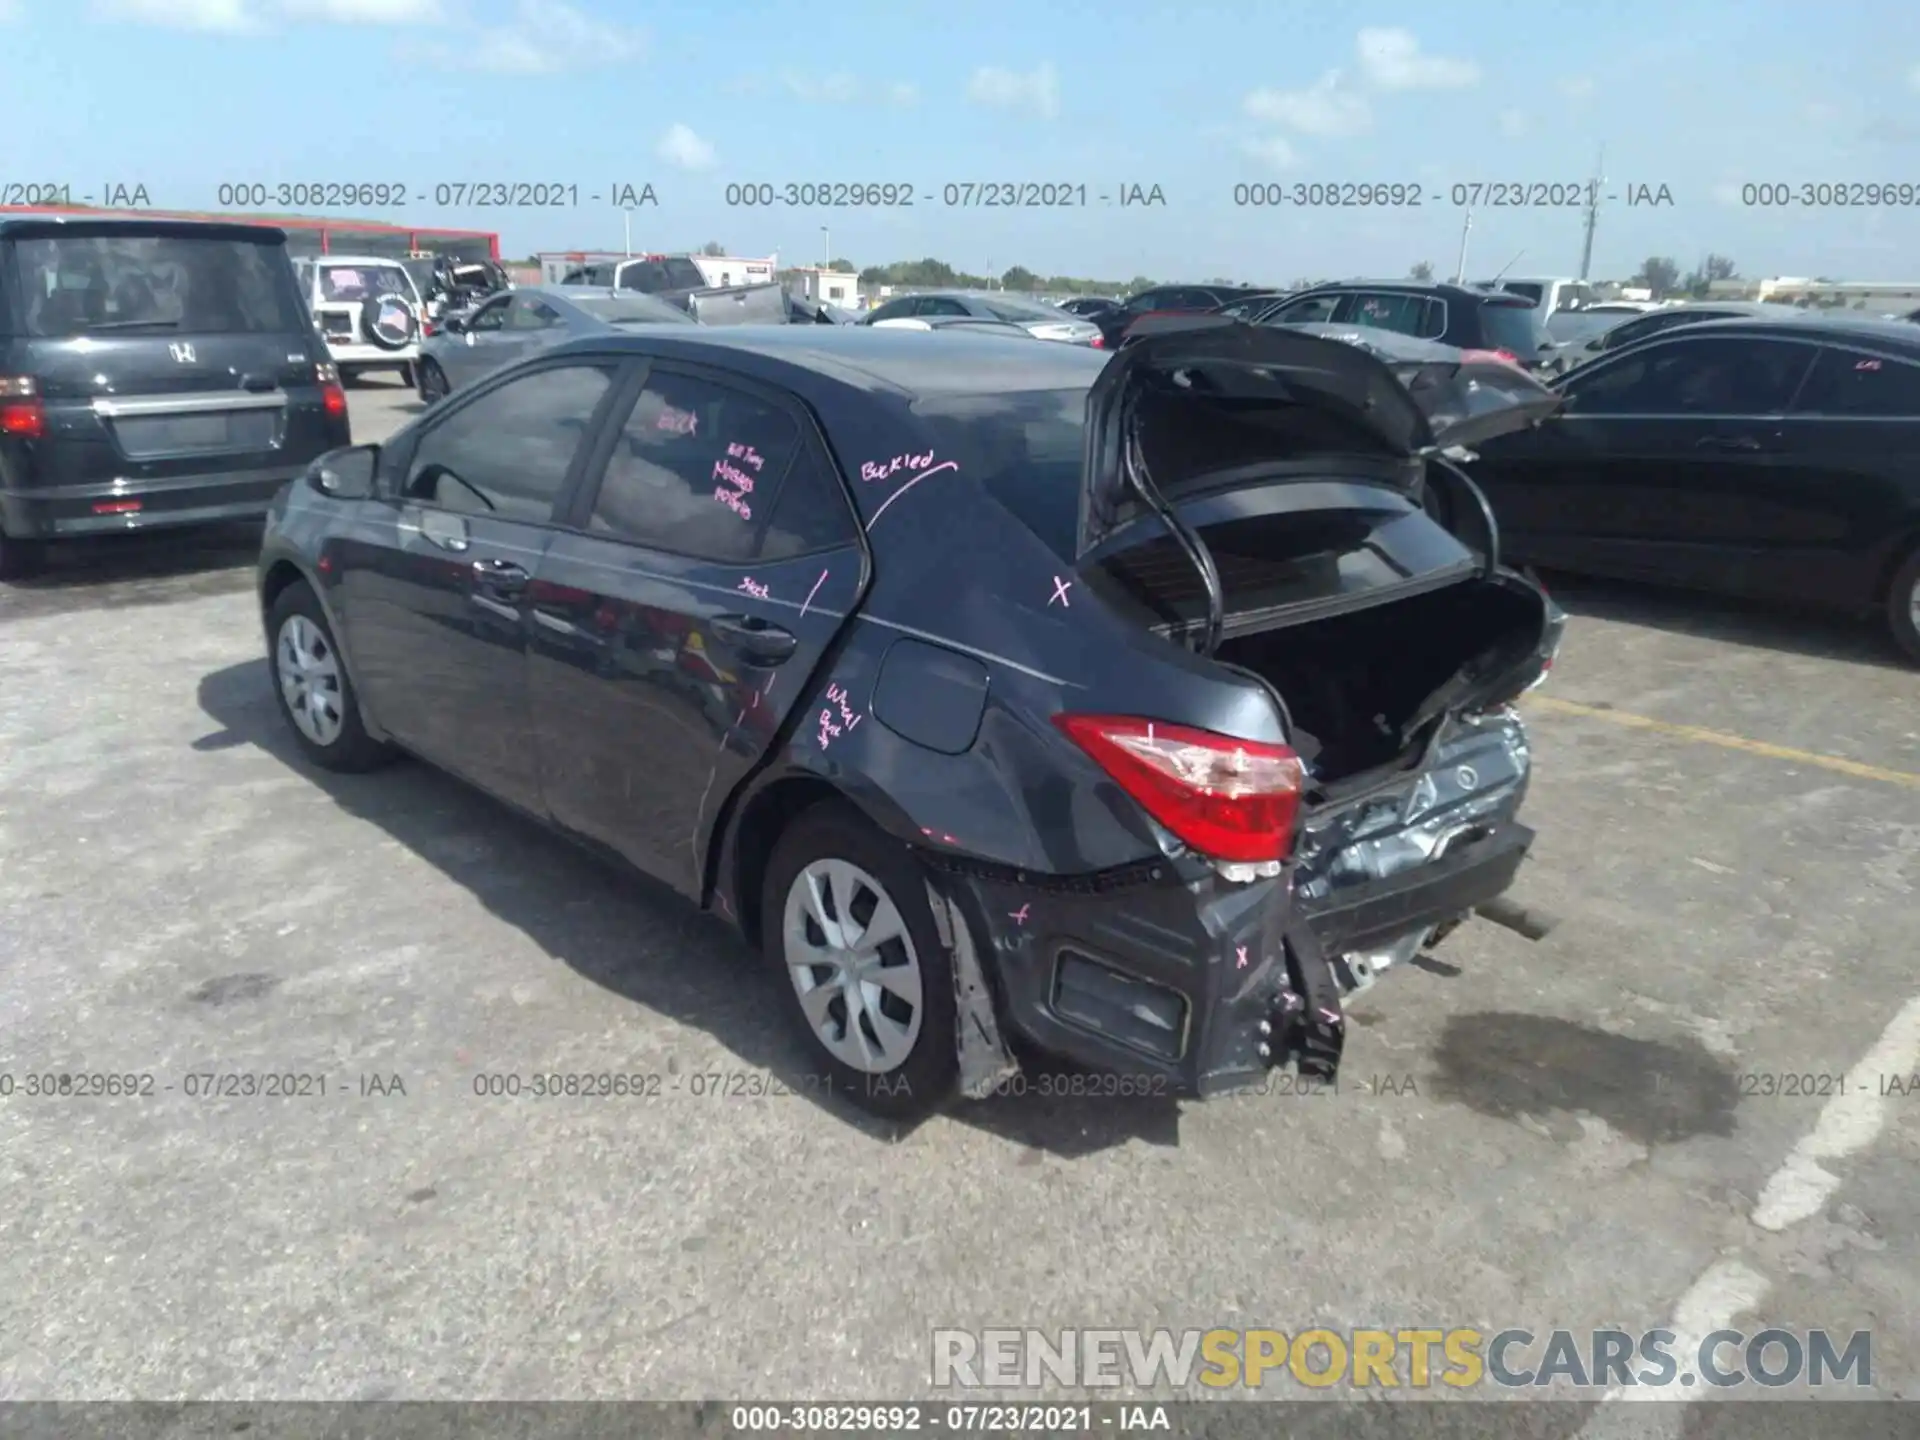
[1298,280,1521,301]
[1639,313,1920,352]
[544,324,1106,398]
[0,215,289,244]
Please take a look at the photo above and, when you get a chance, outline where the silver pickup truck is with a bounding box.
[559,254,788,326]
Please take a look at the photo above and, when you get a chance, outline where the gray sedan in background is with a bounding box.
[415,286,691,402]
[860,290,1103,344]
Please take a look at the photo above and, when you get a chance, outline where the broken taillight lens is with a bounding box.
[1053,714,1305,863]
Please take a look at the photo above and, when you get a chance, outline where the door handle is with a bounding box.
[710,613,798,664]
[471,557,529,599]
[1695,434,1765,452]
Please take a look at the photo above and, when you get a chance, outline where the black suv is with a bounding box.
[0,216,349,579]
[1257,282,1551,369]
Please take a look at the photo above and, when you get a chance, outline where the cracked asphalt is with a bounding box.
[2,378,1917,1427]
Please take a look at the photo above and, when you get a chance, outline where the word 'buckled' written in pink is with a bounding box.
[860,451,936,483]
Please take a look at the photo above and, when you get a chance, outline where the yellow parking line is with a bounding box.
[1525,695,1920,791]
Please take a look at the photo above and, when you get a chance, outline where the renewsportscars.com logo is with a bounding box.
[931,1327,1873,1392]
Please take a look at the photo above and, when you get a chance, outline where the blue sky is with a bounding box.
[6,0,1920,284]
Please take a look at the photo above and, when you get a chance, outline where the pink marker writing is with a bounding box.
[738,576,770,601]
[859,451,936,483]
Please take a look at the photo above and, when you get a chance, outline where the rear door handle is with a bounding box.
[471,557,529,600]
[1695,434,1765,452]
[710,613,798,664]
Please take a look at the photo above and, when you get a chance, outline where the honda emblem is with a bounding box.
[169,342,196,363]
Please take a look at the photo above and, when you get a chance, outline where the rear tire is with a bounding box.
[339,365,361,387]
[761,803,958,1120]
[397,362,416,389]
[266,580,396,773]
[0,529,46,581]
[1887,548,1920,666]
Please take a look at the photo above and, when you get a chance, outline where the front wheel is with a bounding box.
[417,358,450,405]
[762,804,958,1120]
[1887,548,1920,666]
[267,581,396,772]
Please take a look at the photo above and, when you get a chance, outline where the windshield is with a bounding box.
[13,232,306,337]
[318,264,413,304]
[1477,299,1544,355]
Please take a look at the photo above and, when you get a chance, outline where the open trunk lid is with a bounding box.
[1076,316,1561,559]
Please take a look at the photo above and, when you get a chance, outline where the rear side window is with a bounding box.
[1475,299,1544,355]
[405,363,615,523]
[12,233,305,337]
[584,369,854,562]
[1791,349,1920,417]
[1339,292,1433,338]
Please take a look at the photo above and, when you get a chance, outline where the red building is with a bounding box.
[0,205,500,262]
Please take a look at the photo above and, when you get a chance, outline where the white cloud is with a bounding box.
[1908,62,1920,91]
[1497,108,1528,138]
[1356,27,1480,90]
[785,72,917,106]
[1243,71,1371,137]
[90,0,261,30]
[967,62,1060,120]
[409,0,642,72]
[1559,75,1597,102]
[656,123,716,171]
[1241,135,1300,170]
[0,0,20,20]
[279,0,441,19]
[1711,180,1744,206]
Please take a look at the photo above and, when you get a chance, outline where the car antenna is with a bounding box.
[1489,250,1527,283]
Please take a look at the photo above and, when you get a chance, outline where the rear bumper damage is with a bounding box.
[938,709,1535,1099]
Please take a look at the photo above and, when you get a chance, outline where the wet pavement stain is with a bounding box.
[186,972,281,1006]
[1429,1012,1740,1145]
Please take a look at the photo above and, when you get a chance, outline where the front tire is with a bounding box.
[1887,547,1920,666]
[761,804,958,1120]
[267,580,395,772]
[418,359,450,405]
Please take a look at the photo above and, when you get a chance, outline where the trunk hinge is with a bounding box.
[1124,410,1226,657]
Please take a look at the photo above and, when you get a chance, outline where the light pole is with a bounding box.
[820,225,829,268]
[623,208,632,257]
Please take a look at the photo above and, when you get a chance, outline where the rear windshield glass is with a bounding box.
[1501,282,1545,304]
[915,388,1087,559]
[318,264,413,303]
[12,233,306,338]
[1477,299,1543,354]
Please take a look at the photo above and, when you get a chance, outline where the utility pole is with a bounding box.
[1454,209,1473,284]
[1578,145,1605,281]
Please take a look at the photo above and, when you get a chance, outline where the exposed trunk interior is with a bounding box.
[1214,577,1547,783]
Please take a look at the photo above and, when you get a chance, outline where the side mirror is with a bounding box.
[443,315,467,334]
[307,444,380,500]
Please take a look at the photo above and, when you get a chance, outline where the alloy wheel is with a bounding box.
[781,858,925,1074]
[275,614,346,748]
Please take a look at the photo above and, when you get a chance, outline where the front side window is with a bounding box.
[1339,292,1431,337]
[1565,337,1815,417]
[405,364,614,523]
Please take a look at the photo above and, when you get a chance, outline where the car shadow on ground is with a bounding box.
[1537,570,1910,671]
[194,659,1180,1157]
[0,522,262,613]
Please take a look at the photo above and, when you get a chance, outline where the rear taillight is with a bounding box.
[315,363,339,384]
[0,374,44,439]
[1053,713,1306,863]
[321,381,347,418]
[1089,333,1105,349]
